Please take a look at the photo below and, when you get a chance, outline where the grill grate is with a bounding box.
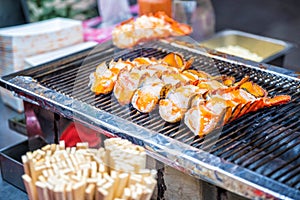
[32,42,300,191]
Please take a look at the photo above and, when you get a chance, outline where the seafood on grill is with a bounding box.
[159,84,207,123]
[89,59,134,95]
[162,52,194,71]
[118,57,198,112]
[128,61,195,113]
[131,74,166,113]
[111,53,194,107]
[185,82,291,137]
[112,12,192,48]
[113,68,150,105]
[89,52,291,137]
[113,67,194,106]
[91,53,193,96]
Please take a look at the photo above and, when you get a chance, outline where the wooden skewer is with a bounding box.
[103,173,113,183]
[85,183,96,200]
[121,188,131,200]
[71,174,81,183]
[103,177,115,200]
[54,184,66,200]
[22,138,157,200]
[22,174,37,200]
[96,173,103,181]
[98,163,107,174]
[34,150,44,161]
[38,175,47,183]
[65,183,73,200]
[109,170,119,198]
[22,155,31,176]
[46,182,54,200]
[137,169,150,177]
[72,181,86,200]
[69,147,75,154]
[128,174,142,185]
[96,188,108,200]
[66,158,74,170]
[59,140,65,150]
[140,189,152,200]
[76,142,89,150]
[41,144,51,152]
[66,147,71,153]
[83,168,89,178]
[87,177,98,184]
[96,179,107,188]
[50,144,56,153]
[35,181,50,200]
[143,177,157,192]
[46,150,52,157]
[115,173,129,198]
[90,161,97,178]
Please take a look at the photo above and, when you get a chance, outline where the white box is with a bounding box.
[0,88,24,113]
[0,18,84,75]
[0,18,85,112]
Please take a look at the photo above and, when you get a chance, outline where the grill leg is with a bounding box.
[148,158,249,200]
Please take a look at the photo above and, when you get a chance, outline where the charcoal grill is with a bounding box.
[1,39,299,199]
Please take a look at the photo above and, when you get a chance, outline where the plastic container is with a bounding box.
[138,0,172,16]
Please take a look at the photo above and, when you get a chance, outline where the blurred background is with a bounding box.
[1,0,299,70]
[211,0,300,71]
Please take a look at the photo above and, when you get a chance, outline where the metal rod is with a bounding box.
[266,155,300,178]
[222,107,300,161]
[213,102,299,156]
[235,120,300,165]
[249,140,300,170]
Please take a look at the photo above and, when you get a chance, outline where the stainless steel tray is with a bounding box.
[199,29,294,66]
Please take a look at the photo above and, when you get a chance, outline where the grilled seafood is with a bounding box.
[132,57,156,66]
[185,83,291,137]
[112,12,192,48]
[89,52,291,137]
[113,66,181,106]
[90,53,193,97]
[112,53,195,105]
[162,53,194,71]
[159,85,207,123]
[113,68,150,105]
[118,69,196,112]
[131,74,165,113]
[89,59,134,95]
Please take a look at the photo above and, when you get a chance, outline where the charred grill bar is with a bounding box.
[1,40,299,199]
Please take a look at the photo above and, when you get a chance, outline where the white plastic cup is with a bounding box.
[98,0,132,27]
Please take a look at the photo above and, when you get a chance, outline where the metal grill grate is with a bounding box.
[29,42,300,191]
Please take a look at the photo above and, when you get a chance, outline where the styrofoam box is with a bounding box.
[1,42,98,112]
[0,18,85,112]
[0,88,24,113]
[0,18,84,75]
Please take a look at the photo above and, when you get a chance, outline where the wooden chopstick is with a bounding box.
[21,139,157,200]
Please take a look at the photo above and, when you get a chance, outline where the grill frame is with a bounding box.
[1,39,299,200]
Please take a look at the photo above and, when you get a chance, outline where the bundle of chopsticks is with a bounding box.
[21,138,157,200]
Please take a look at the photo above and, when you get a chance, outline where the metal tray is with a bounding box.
[199,29,293,66]
[0,137,47,191]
